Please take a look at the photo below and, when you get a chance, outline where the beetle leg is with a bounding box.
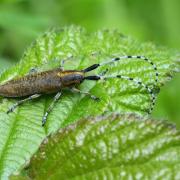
[60,55,73,70]
[70,87,100,101]
[29,68,38,74]
[7,94,41,114]
[42,92,62,126]
[91,51,101,57]
[99,68,109,76]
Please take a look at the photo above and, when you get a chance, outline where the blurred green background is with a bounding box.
[0,0,179,127]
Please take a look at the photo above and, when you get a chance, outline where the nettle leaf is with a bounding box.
[0,26,178,179]
[11,114,180,179]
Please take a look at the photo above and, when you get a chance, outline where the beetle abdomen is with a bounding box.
[0,69,62,97]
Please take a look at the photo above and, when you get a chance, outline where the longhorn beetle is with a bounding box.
[0,56,159,126]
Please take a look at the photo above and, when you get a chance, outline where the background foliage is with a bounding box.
[0,0,179,127]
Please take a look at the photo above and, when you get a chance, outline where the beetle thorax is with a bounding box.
[59,70,85,87]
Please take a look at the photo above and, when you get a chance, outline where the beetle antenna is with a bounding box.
[83,64,100,72]
[84,74,156,114]
[83,55,158,84]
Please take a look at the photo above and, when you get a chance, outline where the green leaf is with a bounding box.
[0,26,178,179]
[11,114,180,179]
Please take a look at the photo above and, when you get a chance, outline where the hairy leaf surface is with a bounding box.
[12,114,180,179]
[0,26,178,179]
